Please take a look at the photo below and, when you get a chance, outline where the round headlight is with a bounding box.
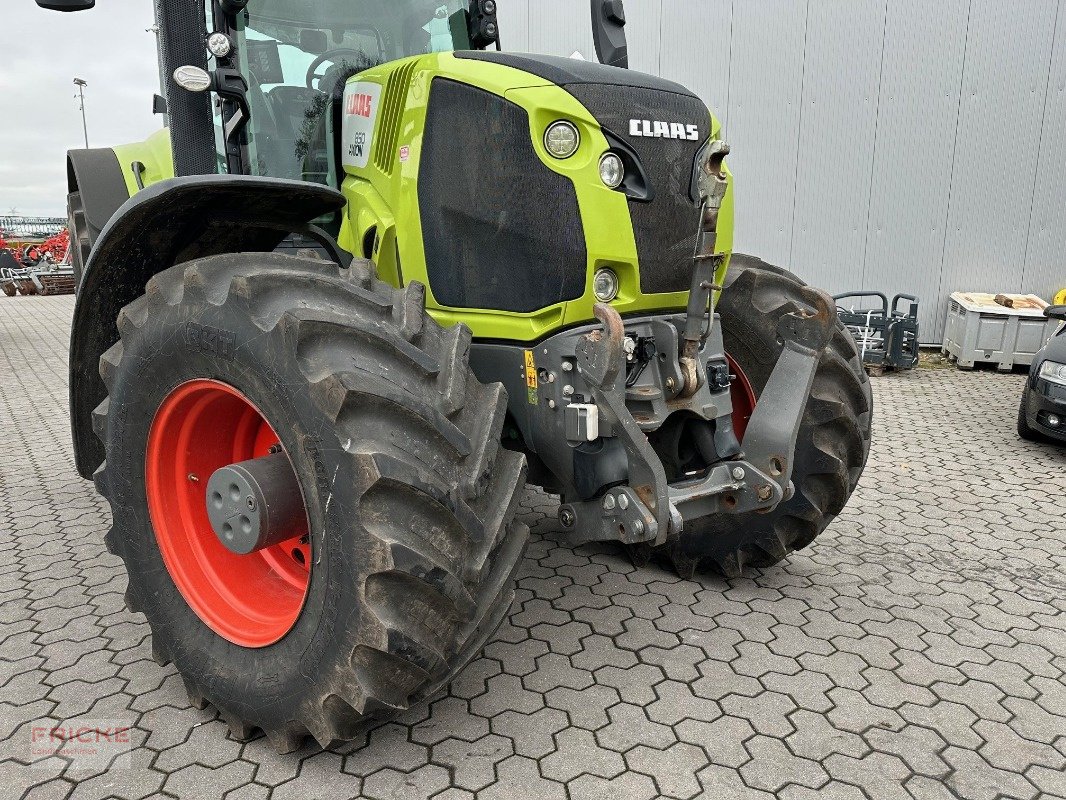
[599,153,625,188]
[593,268,620,303]
[544,121,580,159]
[207,32,232,59]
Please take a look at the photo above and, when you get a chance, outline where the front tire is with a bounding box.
[653,255,873,577]
[93,253,528,750]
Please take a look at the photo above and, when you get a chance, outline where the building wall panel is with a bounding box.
[938,0,1060,333]
[790,0,887,293]
[723,0,809,267]
[1023,0,1066,302]
[489,0,1066,342]
[862,0,970,337]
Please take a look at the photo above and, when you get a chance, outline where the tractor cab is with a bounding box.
[234,1,476,184]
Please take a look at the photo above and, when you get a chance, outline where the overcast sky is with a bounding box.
[0,3,161,217]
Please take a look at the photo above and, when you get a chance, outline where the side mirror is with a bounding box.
[35,0,95,10]
[591,0,628,69]
[1045,305,1066,321]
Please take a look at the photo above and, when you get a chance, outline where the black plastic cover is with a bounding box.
[456,52,710,295]
[567,83,709,295]
[455,51,692,95]
[66,148,131,244]
[418,79,586,313]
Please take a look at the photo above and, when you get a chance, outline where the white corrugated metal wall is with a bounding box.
[497,0,1066,342]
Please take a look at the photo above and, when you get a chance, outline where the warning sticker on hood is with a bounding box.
[342,81,382,170]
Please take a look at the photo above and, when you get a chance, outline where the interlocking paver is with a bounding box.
[361,764,449,800]
[595,702,676,753]
[432,734,513,792]
[540,728,624,782]
[625,741,708,798]
[2,295,1064,799]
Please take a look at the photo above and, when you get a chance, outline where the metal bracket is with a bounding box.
[575,304,672,545]
[741,287,837,495]
[680,140,731,397]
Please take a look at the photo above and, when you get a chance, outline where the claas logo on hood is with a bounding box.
[629,119,701,140]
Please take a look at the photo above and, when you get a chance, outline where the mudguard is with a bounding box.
[70,175,347,478]
[67,148,131,246]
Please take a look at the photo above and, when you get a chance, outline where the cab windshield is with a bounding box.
[232,1,471,183]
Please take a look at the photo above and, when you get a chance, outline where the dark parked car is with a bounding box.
[1019,305,1066,443]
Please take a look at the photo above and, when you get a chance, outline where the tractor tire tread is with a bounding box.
[657,254,872,578]
[94,252,528,752]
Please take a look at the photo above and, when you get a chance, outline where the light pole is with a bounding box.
[73,77,88,148]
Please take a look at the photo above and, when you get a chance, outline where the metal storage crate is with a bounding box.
[834,292,920,375]
[942,292,1058,371]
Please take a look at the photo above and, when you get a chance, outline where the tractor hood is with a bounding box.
[457,51,713,295]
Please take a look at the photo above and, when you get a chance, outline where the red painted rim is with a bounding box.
[727,354,757,442]
[145,380,311,648]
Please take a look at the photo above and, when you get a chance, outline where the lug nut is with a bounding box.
[562,361,573,372]
[563,385,575,397]
[603,494,616,511]
[731,466,746,481]
[617,494,629,510]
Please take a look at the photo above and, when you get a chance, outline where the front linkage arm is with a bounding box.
[574,303,676,546]
[559,138,838,548]
[679,140,731,398]
[568,291,836,549]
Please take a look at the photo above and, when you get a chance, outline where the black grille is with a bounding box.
[418,79,586,313]
[566,84,709,295]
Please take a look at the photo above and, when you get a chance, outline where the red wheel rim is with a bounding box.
[145,380,311,648]
[727,354,757,442]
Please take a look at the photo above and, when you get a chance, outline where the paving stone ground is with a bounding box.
[1,294,1064,800]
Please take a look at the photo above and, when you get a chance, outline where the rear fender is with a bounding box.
[67,148,130,247]
[70,175,347,478]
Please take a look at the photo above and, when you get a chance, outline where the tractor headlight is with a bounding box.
[207,33,233,59]
[593,268,620,302]
[544,121,580,159]
[599,153,625,188]
[173,65,212,92]
[1038,360,1066,386]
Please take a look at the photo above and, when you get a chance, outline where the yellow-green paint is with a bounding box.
[105,53,735,344]
[340,52,734,342]
[112,128,176,197]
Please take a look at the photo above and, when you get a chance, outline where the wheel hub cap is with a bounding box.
[145,380,311,647]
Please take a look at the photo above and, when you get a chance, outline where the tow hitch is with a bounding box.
[562,290,836,546]
[557,139,839,546]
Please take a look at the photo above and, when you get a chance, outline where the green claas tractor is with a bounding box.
[43,0,872,751]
